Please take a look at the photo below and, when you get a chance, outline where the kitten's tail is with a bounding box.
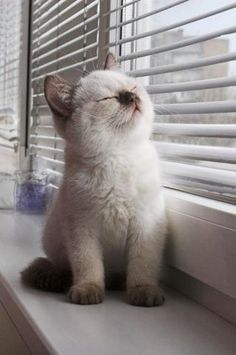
[22,257,125,292]
[21,257,72,292]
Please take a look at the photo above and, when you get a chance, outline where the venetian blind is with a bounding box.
[108,0,236,203]
[30,0,109,179]
[31,0,236,202]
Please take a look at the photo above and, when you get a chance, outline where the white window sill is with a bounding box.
[0,211,236,354]
[164,188,236,229]
[163,188,236,324]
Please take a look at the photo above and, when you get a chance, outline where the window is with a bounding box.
[0,0,23,173]
[30,0,236,203]
[30,0,106,183]
[109,0,236,203]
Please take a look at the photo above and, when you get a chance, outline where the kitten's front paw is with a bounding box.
[127,285,164,307]
[67,283,104,305]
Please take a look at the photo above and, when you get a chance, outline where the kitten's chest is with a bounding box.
[95,151,157,219]
[98,184,131,263]
[98,174,132,233]
[75,145,159,226]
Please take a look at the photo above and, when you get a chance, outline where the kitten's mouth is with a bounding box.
[132,101,141,116]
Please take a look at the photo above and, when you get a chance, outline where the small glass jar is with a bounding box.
[15,170,49,213]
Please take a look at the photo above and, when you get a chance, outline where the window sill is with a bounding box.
[0,211,236,354]
[163,188,236,324]
[164,188,236,229]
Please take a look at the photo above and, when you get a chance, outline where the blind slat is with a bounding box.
[162,161,236,188]
[34,101,236,117]
[35,125,54,129]
[104,0,140,15]
[146,76,236,94]
[129,52,236,77]
[30,134,63,142]
[31,144,64,154]
[153,124,236,138]
[154,101,236,115]
[35,155,65,167]
[108,0,188,30]
[46,168,63,176]
[156,142,236,164]
[119,25,236,61]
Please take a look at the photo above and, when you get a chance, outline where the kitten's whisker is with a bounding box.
[92,60,97,72]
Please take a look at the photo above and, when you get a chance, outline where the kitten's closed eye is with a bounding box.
[96,87,136,103]
[96,96,118,102]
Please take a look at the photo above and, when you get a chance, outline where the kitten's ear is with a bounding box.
[44,75,73,117]
[44,75,73,137]
[104,52,118,70]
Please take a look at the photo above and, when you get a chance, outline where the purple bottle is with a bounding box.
[15,170,49,213]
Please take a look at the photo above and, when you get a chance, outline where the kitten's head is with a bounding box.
[44,53,154,154]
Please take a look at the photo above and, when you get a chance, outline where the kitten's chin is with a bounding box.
[132,110,141,121]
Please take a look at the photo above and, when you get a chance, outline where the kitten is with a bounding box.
[21,53,167,307]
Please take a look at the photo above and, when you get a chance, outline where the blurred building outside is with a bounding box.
[150,30,233,147]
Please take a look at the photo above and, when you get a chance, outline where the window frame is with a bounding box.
[18,0,32,171]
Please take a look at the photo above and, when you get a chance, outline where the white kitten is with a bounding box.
[22,53,167,307]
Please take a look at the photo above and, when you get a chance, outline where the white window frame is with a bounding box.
[18,0,32,171]
[0,0,30,171]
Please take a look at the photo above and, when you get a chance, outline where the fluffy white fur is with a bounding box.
[40,54,167,306]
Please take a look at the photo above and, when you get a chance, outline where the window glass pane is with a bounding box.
[0,0,22,174]
[109,0,236,202]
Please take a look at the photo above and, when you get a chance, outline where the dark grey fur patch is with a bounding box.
[21,257,72,293]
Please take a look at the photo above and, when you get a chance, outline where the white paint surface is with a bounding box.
[0,211,236,355]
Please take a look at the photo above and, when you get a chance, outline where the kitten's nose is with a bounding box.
[118,91,138,105]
